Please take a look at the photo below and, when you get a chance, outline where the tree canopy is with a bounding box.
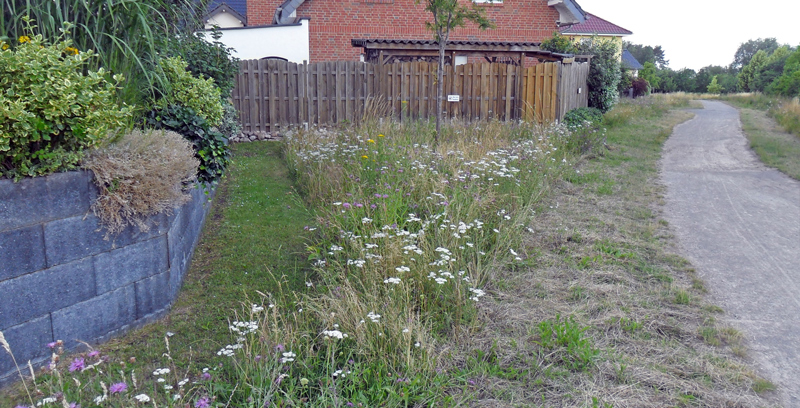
[731,38,780,72]
[624,42,668,69]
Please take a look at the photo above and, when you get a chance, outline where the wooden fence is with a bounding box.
[232,60,589,133]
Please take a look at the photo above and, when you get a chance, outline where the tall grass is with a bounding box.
[1,119,584,407]
[1,0,200,106]
[724,93,800,137]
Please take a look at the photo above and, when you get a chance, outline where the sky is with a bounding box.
[573,0,800,71]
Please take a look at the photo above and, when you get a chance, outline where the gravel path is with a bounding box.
[661,100,800,407]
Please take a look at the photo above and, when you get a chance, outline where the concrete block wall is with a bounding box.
[0,171,214,384]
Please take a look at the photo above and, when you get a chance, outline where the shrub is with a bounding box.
[0,33,131,180]
[82,129,199,235]
[563,107,603,128]
[618,68,633,94]
[165,29,240,95]
[218,99,243,139]
[574,37,621,113]
[159,56,224,126]
[145,104,230,183]
[631,77,650,97]
[707,75,724,94]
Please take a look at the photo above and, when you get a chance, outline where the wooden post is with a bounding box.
[516,52,526,120]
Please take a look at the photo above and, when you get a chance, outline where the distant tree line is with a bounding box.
[623,38,800,96]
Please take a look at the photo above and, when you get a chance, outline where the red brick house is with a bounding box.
[239,0,588,62]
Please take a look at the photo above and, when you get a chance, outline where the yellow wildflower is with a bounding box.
[378,134,385,138]
[64,46,79,56]
[18,35,30,44]
[361,155,368,159]
[1,43,8,51]
[367,139,375,143]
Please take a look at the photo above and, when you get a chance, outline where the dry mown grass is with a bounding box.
[83,129,199,235]
[445,103,777,407]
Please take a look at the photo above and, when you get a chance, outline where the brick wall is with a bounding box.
[0,171,214,386]
[247,0,560,62]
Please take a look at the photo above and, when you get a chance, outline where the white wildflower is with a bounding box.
[281,351,296,363]
[322,330,345,339]
[134,394,151,403]
[384,277,402,284]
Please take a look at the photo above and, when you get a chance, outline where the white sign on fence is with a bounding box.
[447,95,460,102]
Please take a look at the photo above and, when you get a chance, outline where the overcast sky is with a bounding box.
[573,0,800,71]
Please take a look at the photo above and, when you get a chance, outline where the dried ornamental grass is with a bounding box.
[83,129,199,236]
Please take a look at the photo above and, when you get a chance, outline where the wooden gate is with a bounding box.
[232,60,589,133]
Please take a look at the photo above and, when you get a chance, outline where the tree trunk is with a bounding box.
[436,39,445,144]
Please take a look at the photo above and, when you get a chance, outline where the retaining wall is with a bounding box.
[0,171,213,384]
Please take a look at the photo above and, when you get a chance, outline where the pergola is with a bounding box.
[351,38,583,67]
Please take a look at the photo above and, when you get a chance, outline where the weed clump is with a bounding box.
[83,129,199,235]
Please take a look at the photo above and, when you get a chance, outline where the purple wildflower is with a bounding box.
[68,357,85,372]
[342,203,351,209]
[382,194,389,198]
[109,382,127,394]
[69,403,81,408]
[88,350,100,358]
[346,403,354,407]
[202,372,212,380]
[370,204,377,209]
[355,203,363,208]
[195,397,211,408]
[374,193,381,198]
[14,405,30,408]
[274,343,285,352]
[46,342,57,349]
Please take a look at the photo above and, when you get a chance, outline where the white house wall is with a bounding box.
[204,12,244,29]
[201,19,310,63]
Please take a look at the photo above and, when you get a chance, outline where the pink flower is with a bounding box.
[202,372,211,380]
[342,203,351,209]
[195,397,211,408]
[109,382,127,394]
[46,342,58,349]
[88,350,100,358]
[69,358,85,372]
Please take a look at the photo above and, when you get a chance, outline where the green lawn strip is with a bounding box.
[0,142,314,406]
[455,99,774,406]
[119,141,314,365]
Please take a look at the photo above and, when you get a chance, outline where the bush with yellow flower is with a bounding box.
[0,31,131,179]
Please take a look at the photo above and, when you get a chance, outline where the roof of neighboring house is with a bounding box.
[621,50,644,70]
[206,0,248,24]
[559,12,632,36]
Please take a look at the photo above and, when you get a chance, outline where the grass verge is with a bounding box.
[722,94,800,180]
[450,96,776,407]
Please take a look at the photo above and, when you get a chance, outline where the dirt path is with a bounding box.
[661,100,800,407]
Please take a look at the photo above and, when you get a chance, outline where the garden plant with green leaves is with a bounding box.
[0,29,130,179]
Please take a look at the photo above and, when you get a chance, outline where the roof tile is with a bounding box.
[559,13,632,36]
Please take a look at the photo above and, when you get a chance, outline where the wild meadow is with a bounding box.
[2,118,589,407]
